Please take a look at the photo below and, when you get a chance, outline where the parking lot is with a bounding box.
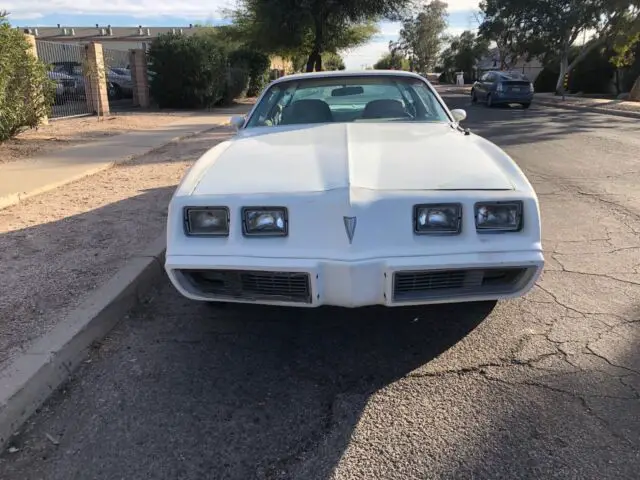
[1,95,638,479]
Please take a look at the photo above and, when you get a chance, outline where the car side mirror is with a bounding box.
[451,109,467,123]
[230,115,245,129]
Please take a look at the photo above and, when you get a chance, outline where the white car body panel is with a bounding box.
[188,123,515,195]
[165,70,544,308]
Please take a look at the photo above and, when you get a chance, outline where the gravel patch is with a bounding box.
[0,126,235,370]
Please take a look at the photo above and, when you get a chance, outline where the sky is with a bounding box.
[7,0,483,69]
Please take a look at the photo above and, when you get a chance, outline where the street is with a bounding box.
[1,96,639,479]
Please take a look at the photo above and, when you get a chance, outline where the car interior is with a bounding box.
[251,81,445,127]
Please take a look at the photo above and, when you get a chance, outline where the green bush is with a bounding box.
[535,46,618,95]
[569,48,615,94]
[222,66,250,105]
[0,18,53,141]
[533,67,558,93]
[147,33,228,109]
[228,48,270,97]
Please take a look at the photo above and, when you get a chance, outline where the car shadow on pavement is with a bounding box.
[65,292,497,479]
[209,300,497,477]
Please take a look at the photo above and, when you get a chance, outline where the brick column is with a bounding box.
[129,49,150,108]
[84,42,110,116]
[24,34,48,125]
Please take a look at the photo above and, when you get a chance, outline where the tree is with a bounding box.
[373,52,410,69]
[609,4,640,99]
[478,13,524,70]
[324,52,346,70]
[440,30,489,82]
[230,0,413,71]
[392,0,449,73]
[479,0,640,94]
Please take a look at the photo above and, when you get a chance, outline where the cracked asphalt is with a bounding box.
[1,96,639,479]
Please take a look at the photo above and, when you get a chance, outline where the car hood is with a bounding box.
[191,122,515,195]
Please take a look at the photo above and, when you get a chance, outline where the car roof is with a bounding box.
[270,69,428,85]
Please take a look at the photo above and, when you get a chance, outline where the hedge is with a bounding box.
[0,19,53,141]
[147,33,271,109]
[147,33,228,109]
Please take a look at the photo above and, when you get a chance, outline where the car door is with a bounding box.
[477,73,490,99]
[486,73,499,100]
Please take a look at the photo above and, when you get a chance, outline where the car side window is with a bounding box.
[480,73,488,82]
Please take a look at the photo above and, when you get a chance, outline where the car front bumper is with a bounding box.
[165,250,544,308]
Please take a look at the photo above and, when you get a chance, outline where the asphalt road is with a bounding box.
[1,96,639,480]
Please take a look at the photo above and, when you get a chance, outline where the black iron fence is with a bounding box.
[35,40,92,119]
[103,47,134,110]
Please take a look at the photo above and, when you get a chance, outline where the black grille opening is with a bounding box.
[180,269,312,303]
[395,270,467,293]
[393,267,531,302]
[481,268,525,287]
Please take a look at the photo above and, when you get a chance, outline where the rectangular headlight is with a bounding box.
[184,207,229,236]
[414,203,462,234]
[242,207,288,236]
[475,201,523,232]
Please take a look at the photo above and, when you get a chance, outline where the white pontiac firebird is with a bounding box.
[165,70,544,308]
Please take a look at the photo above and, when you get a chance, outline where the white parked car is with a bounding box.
[165,70,544,308]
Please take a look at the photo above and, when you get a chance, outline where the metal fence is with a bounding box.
[102,47,134,110]
[35,40,92,119]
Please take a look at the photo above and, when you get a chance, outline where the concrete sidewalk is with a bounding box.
[0,109,247,210]
[534,93,640,119]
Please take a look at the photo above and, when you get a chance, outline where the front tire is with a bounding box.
[471,89,477,103]
[522,102,531,109]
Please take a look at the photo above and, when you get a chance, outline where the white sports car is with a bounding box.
[165,70,544,308]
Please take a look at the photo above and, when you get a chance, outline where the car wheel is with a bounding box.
[486,93,494,108]
[471,89,477,103]
[522,102,531,109]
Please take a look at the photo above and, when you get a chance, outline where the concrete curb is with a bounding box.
[0,233,167,450]
[0,123,231,211]
[535,99,640,120]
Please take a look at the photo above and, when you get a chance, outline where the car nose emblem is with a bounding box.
[343,216,357,244]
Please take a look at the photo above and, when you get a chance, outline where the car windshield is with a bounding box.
[502,72,529,81]
[245,75,450,128]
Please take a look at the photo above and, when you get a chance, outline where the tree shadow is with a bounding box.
[0,186,176,368]
[441,94,636,148]
[445,301,640,479]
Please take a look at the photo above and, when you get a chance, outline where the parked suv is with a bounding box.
[471,71,534,109]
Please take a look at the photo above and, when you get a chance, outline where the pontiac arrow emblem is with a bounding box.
[343,216,357,244]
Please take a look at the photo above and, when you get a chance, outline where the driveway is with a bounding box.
[1,96,639,479]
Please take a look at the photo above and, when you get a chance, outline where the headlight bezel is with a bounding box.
[413,203,463,235]
[242,206,289,237]
[474,201,524,233]
[183,206,230,237]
